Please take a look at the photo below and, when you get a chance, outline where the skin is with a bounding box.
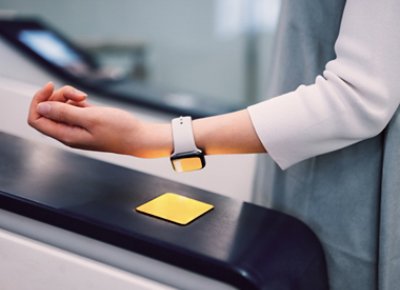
[28,83,266,158]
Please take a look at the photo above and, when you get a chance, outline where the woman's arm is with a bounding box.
[28,83,265,158]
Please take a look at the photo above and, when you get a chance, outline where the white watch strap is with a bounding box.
[171,116,199,154]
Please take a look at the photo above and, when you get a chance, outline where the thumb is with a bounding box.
[37,101,87,127]
[28,82,55,123]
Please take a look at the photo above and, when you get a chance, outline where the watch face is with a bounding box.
[172,156,205,172]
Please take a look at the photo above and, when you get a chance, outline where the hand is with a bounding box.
[28,83,172,157]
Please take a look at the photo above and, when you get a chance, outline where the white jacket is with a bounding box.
[248,0,400,169]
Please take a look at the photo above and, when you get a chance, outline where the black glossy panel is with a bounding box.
[0,132,328,289]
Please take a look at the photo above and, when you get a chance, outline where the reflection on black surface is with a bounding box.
[0,137,110,208]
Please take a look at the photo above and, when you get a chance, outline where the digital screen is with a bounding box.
[18,30,90,74]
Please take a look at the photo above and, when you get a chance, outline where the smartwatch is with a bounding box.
[170,116,205,172]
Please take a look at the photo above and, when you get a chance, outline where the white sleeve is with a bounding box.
[247,0,400,170]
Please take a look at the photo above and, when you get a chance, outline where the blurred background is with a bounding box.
[0,0,281,108]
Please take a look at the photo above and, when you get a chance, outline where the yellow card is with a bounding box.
[135,192,214,225]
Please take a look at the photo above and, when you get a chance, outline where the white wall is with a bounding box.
[0,228,174,290]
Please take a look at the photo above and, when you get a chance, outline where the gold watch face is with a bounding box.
[135,192,214,225]
[172,156,204,172]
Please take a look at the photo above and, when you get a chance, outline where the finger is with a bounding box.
[28,82,54,125]
[36,101,89,128]
[35,82,54,102]
[49,85,87,103]
[67,99,91,107]
[65,87,87,101]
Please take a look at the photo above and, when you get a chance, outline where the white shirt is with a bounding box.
[248,0,400,170]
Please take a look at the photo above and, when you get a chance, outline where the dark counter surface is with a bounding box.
[0,132,328,289]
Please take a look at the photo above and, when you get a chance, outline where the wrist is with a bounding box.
[125,121,173,158]
[149,122,174,157]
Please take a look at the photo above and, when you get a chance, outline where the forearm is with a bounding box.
[193,109,266,155]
